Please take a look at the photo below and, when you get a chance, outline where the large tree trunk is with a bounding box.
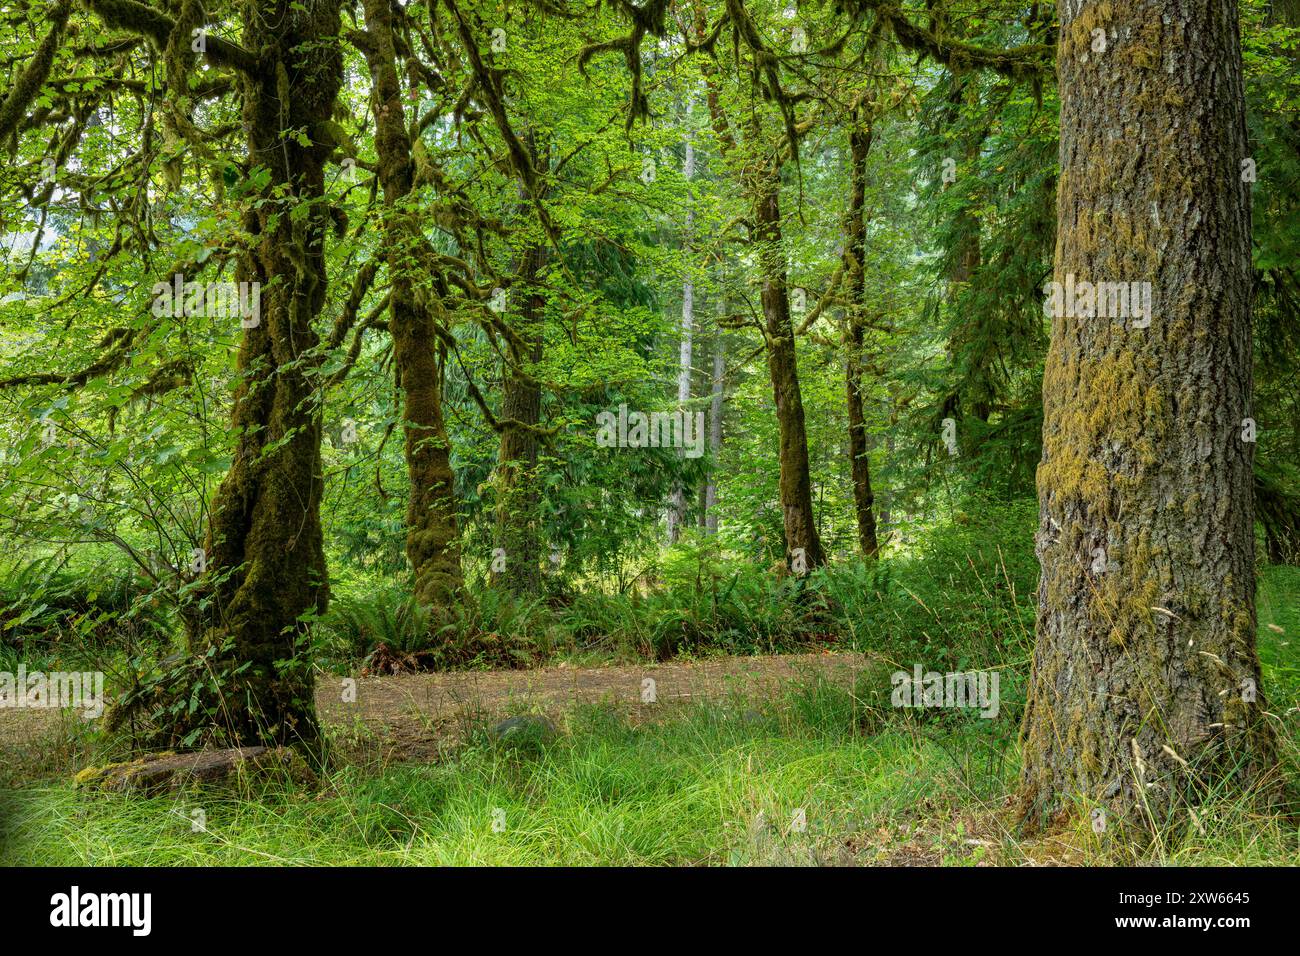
[750,157,825,570]
[1018,0,1277,835]
[359,0,463,610]
[200,0,344,749]
[845,111,879,559]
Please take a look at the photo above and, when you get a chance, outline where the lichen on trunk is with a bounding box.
[1017,0,1279,838]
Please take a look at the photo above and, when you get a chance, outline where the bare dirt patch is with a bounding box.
[1,652,869,778]
[318,651,868,763]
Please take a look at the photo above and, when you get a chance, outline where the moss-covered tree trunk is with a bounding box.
[748,155,825,570]
[1018,0,1277,834]
[200,0,344,748]
[493,235,548,596]
[845,112,879,559]
[359,0,463,610]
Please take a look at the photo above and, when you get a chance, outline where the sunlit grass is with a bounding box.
[5,671,1295,866]
[4,691,958,866]
[1,562,1295,867]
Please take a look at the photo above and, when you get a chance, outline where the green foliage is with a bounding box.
[309,497,1038,676]
[316,583,437,663]
[0,0,1295,865]
[0,554,169,668]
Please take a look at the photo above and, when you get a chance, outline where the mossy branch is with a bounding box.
[81,0,258,74]
[442,0,556,242]
[0,2,73,142]
[865,1,1054,80]
[0,326,135,389]
[577,0,670,129]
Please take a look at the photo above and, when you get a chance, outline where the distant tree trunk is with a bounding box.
[668,271,693,541]
[877,391,897,543]
[1255,473,1300,566]
[702,59,823,569]
[1259,0,1300,569]
[199,0,345,749]
[1269,0,1300,53]
[845,108,879,558]
[670,100,697,543]
[1018,0,1277,834]
[359,0,462,610]
[704,323,725,534]
[948,207,987,423]
[748,152,825,570]
[941,74,990,423]
[493,231,548,596]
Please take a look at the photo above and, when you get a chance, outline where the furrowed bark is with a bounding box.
[1018,0,1278,836]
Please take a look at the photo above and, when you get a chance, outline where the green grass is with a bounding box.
[2,690,971,866]
[1258,563,1300,704]
[3,666,1296,866]
[1,553,1295,867]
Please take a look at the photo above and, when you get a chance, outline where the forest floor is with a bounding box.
[1,652,1014,866]
[2,625,1296,866]
[0,651,868,777]
[318,651,868,763]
